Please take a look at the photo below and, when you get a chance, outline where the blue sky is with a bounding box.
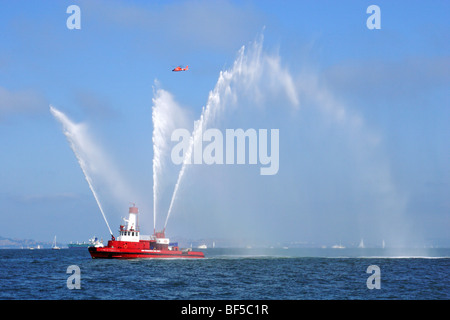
[0,1,448,247]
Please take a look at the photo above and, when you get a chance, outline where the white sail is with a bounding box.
[358,239,365,248]
[52,236,61,250]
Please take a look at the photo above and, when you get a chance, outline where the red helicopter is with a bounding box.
[172,65,189,72]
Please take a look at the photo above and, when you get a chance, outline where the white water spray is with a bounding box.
[50,106,113,236]
[164,34,298,230]
[152,98,162,233]
[151,87,190,232]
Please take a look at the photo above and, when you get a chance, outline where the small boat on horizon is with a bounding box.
[68,236,103,249]
[358,238,365,249]
[52,236,60,250]
[332,243,345,249]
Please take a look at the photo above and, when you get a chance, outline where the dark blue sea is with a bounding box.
[0,247,448,301]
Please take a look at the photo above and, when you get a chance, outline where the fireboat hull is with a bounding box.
[89,246,205,259]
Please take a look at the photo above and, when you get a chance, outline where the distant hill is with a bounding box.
[0,235,53,249]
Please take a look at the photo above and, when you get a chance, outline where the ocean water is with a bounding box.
[0,247,448,300]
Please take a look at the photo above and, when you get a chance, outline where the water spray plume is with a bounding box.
[151,87,190,233]
[50,105,114,236]
[160,32,407,248]
[164,34,299,230]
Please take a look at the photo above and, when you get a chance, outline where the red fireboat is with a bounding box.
[88,205,204,259]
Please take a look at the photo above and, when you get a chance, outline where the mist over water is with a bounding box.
[158,35,413,248]
[292,74,410,248]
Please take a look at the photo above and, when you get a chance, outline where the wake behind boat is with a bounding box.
[88,205,204,259]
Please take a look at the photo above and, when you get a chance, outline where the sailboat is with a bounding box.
[52,236,61,250]
[358,239,365,248]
